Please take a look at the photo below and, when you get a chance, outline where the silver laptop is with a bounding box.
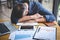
[0,22,17,36]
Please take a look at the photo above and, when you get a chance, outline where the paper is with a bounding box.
[9,26,56,40]
[33,26,56,40]
[16,23,39,26]
[9,30,35,40]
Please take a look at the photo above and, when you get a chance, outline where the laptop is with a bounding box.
[0,22,17,36]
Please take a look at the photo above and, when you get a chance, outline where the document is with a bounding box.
[33,26,56,40]
[16,23,39,26]
[9,30,35,40]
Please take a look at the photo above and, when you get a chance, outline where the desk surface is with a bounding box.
[0,23,60,40]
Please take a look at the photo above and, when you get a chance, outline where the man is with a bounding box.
[11,0,56,26]
[11,3,42,23]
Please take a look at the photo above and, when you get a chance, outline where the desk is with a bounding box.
[0,22,60,40]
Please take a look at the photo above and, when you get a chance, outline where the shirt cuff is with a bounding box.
[44,15,55,22]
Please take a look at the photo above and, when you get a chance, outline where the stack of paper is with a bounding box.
[33,26,56,40]
[9,30,35,40]
[9,26,56,40]
[16,23,39,26]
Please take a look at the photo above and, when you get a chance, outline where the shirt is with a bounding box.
[28,1,55,22]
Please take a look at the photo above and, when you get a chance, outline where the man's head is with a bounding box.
[17,3,28,16]
[16,0,29,16]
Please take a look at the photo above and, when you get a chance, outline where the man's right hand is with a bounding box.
[30,13,43,19]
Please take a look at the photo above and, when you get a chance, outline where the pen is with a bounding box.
[33,38,50,40]
[32,27,40,39]
[37,28,40,32]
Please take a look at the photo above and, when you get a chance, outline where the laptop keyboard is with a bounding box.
[0,23,10,33]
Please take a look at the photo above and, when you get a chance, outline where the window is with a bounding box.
[42,0,53,12]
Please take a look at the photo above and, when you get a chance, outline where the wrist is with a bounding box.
[30,16,34,19]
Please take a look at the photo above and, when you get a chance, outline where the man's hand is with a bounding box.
[35,17,46,23]
[18,19,36,23]
[44,21,56,26]
[30,13,43,19]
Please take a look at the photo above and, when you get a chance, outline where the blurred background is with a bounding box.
[0,0,60,25]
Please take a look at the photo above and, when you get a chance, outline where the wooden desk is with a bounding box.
[0,23,60,40]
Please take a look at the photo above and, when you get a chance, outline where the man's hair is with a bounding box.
[16,0,29,4]
[21,0,29,3]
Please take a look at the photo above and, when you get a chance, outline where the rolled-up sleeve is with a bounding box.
[35,2,56,22]
[44,15,55,22]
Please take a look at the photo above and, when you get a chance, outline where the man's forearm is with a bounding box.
[18,16,33,22]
